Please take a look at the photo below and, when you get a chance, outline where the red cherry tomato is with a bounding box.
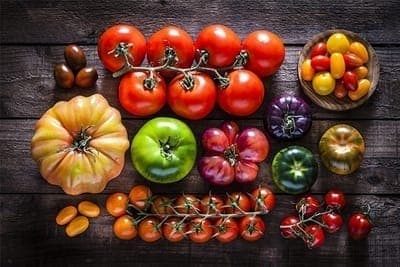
[343,52,364,68]
[310,42,328,58]
[239,215,265,242]
[162,217,187,242]
[279,215,301,239]
[195,24,241,68]
[343,71,358,91]
[151,196,173,215]
[311,55,330,72]
[321,211,343,233]
[214,217,240,243]
[217,69,265,116]
[174,194,200,214]
[304,224,325,249]
[225,192,252,214]
[348,212,373,240]
[250,185,276,213]
[200,194,225,215]
[98,24,146,72]
[188,218,213,243]
[296,195,320,217]
[241,30,285,77]
[324,189,346,211]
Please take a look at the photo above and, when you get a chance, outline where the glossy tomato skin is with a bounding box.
[128,184,152,211]
[167,72,217,120]
[280,215,301,239]
[242,30,285,77]
[321,211,343,233]
[106,192,128,217]
[348,213,373,240]
[319,124,365,175]
[296,195,320,217]
[188,218,213,243]
[174,194,200,214]
[250,186,276,213]
[200,194,225,215]
[195,24,241,68]
[113,215,138,240]
[239,215,265,241]
[304,224,325,249]
[98,24,146,72]
[138,217,162,242]
[131,117,197,183]
[225,192,251,214]
[215,218,239,243]
[162,217,187,242]
[324,189,346,211]
[118,71,166,116]
[218,69,265,116]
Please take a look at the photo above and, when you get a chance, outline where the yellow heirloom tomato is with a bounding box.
[312,72,336,96]
[31,94,129,195]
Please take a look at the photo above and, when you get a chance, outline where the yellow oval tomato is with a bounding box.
[312,72,336,95]
[31,94,129,195]
[348,79,371,101]
[301,59,315,81]
[56,205,78,226]
[330,53,345,79]
[349,41,369,63]
[327,33,350,54]
[65,216,90,237]
[78,201,100,218]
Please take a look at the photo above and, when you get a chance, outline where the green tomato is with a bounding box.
[272,146,318,194]
[312,72,336,96]
[131,117,197,183]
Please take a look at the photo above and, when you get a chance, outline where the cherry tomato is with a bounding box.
[97,24,146,72]
[75,67,98,88]
[330,52,345,79]
[324,189,346,211]
[348,79,370,101]
[217,69,265,116]
[54,63,74,89]
[77,201,100,218]
[326,33,350,54]
[195,24,241,68]
[250,185,276,213]
[106,192,129,217]
[188,218,213,243]
[343,52,364,68]
[301,59,315,81]
[200,194,225,215]
[321,211,343,233]
[352,66,369,79]
[113,215,137,240]
[65,216,89,237]
[225,192,252,214]
[174,194,200,214]
[304,224,325,249]
[214,217,239,243]
[138,217,162,242]
[128,185,152,211]
[310,42,327,58]
[343,71,358,91]
[348,212,373,240]
[296,195,320,217]
[162,217,187,242]
[312,71,335,95]
[239,215,265,242]
[241,30,285,77]
[151,196,173,215]
[118,71,166,117]
[349,41,369,63]
[311,55,330,72]
[64,44,86,73]
[334,79,348,99]
[56,206,78,226]
[167,72,217,120]
[279,215,301,239]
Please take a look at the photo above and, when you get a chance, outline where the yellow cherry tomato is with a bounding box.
[327,33,350,54]
[348,79,371,101]
[352,66,369,79]
[65,216,89,237]
[312,72,336,95]
[78,201,100,218]
[330,53,346,79]
[301,59,315,81]
[349,41,369,63]
[56,205,78,226]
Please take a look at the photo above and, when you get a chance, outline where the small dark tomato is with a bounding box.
[54,63,74,89]
[64,44,87,72]
[75,67,98,88]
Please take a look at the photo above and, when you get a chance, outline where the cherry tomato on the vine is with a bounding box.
[310,42,327,58]
[128,185,152,211]
[280,215,301,239]
[200,194,225,215]
[214,217,240,243]
[304,224,325,249]
[113,215,137,240]
[296,195,320,217]
[225,192,252,214]
[151,196,173,215]
[348,212,373,240]
[250,185,276,213]
[162,217,188,242]
[239,215,265,241]
[174,194,200,214]
[321,211,343,233]
[106,192,129,217]
[324,189,346,211]
[138,217,162,242]
[188,218,213,243]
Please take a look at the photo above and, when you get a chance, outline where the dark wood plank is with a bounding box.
[1,0,400,44]
[1,194,399,266]
[1,119,398,194]
[1,45,399,120]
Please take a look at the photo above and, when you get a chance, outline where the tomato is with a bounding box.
[138,217,162,242]
[301,59,315,81]
[319,124,365,175]
[312,71,335,96]
[272,146,318,194]
[250,185,276,213]
[241,30,285,77]
[56,206,78,226]
[239,215,265,242]
[334,80,348,99]
[217,69,265,116]
[130,117,197,183]
[348,212,373,240]
[188,218,213,243]
[310,42,327,58]
[349,41,369,63]
[128,184,152,211]
[304,224,325,249]
[324,189,346,211]
[167,72,217,120]
[75,67,98,88]
[162,217,188,242]
[311,55,330,72]
[174,194,200,214]
[280,215,301,239]
[214,218,239,243]
[151,196,173,215]
[348,79,370,101]
[54,63,74,89]
[118,71,166,117]
[352,66,369,79]
[321,211,343,233]
[64,44,86,73]
[326,33,350,54]
[106,192,129,217]
[77,201,100,218]
[343,70,359,91]
[113,215,137,240]
[225,192,251,214]
[194,24,241,68]
[343,52,364,68]
[146,26,195,76]
[330,52,345,79]
[296,195,320,217]
[65,216,90,237]
[200,194,225,215]
[97,24,146,72]
[31,94,129,195]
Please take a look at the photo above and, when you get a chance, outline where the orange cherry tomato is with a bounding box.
[151,196,173,215]
[188,218,213,243]
[330,53,345,79]
[174,194,200,214]
[301,59,315,81]
[106,192,129,217]
[113,215,137,240]
[78,201,100,218]
[56,206,78,226]
[162,217,188,242]
[349,41,369,63]
[128,184,152,211]
[65,216,89,237]
[138,217,162,242]
[348,79,371,101]
[352,66,369,79]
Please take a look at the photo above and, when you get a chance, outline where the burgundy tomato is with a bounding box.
[195,24,241,68]
[217,69,265,116]
[98,24,146,72]
[279,215,301,239]
[343,71,358,91]
[225,192,251,214]
[296,195,320,217]
[241,30,285,77]
[310,42,328,58]
[324,189,346,211]
[188,218,213,243]
[214,218,239,243]
[304,224,325,249]
[250,185,276,213]
[162,217,187,242]
[239,215,265,242]
[118,71,166,116]
[321,211,343,233]
[167,72,217,120]
[311,55,330,72]
[348,212,373,240]
[200,194,225,215]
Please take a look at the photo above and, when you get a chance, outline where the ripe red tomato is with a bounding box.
[324,189,346,211]
[279,215,301,239]
[167,72,217,120]
[304,224,325,249]
[348,212,373,240]
[200,194,225,215]
[225,192,251,214]
[128,185,152,211]
[113,215,137,240]
[138,217,162,242]
[162,217,187,242]
[239,215,265,241]
[106,192,128,217]
[217,69,265,116]
[195,24,241,68]
[296,195,320,217]
[321,211,343,233]
[97,24,146,72]
[310,42,328,58]
[214,218,239,243]
[250,185,276,213]
[174,194,200,214]
[188,218,213,243]
[242,30,285,77]
[343,71,358,91]
[311,55,330,72]
[118,71,166,116]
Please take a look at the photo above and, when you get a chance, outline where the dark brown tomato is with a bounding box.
[54,63,74,89]
[64,44,87,72]
[75,67,98,88]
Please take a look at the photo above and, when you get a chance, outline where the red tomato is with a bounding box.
[321,211,343,233]
[310,42,328,58]
[106,192,128,217]
[118,71,166,116]
[304,224,325,249]
[188,218,213,243]
[162,217,187,242]
[167,72,217,120]
[138,217,162,242]
[97,24,146,72]
[242,30,285,77]
[195,24,241,68]
[343,52,364,68]
[200,194,225,215]
[151,196,173,215]
[113,215,137,240]
[225,192,251,214]
[250,185,276,213]
[324,189,346,211]
[239,215,265,241]
[174,194,200,214]
[296,195,320,217]
[343,71,358,91]
[217,69,265,116]
[279,215,301,239]
[214,218,239,243]
[348,212,373,240]
[311,55,330,72]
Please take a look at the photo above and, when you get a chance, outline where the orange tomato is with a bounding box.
[128,185,152,211]
[56,205,78,226]
[106,192,128,217]
[348,79,371,101]
[113,215,137,240]
[301,59,315,81]
[138,217,162,242]
[65,216,89,237]
[349,41,369,63]
[78,201,100,218]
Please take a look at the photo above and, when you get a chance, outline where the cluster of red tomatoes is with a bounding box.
[106,184,276,243]
[97,24,285,119]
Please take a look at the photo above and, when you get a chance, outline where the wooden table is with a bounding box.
[1,1,399,266]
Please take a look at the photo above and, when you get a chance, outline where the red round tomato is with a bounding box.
[225,192,251,214]
[162,217,187,242]
[214,218,239,243]
[296,195,320,217]
[321,211,343,233]
[174,194,200,214]
[304,224,325,249]
[239,215,265,241]
[250,185,276,213]
[324,189,346,211]
[241,30,285,77]
[279,215,301,239]
[348,212,373,240]
[138,217,162,242]
[195,24,241,68]
[310,42,328,58]
[217,69,265,116]
[200,194,225,215]
[167,72,217,120]
[98,24,146,72]
[188,218,213,243]
[118,71,166,116]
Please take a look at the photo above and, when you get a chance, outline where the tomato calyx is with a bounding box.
[223,144,239,166]
[282,114,305,136]
[64,126,94,154]
[108,42,134,64]
[158,136,180,160]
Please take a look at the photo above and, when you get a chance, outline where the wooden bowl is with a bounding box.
[298,29,379,111]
